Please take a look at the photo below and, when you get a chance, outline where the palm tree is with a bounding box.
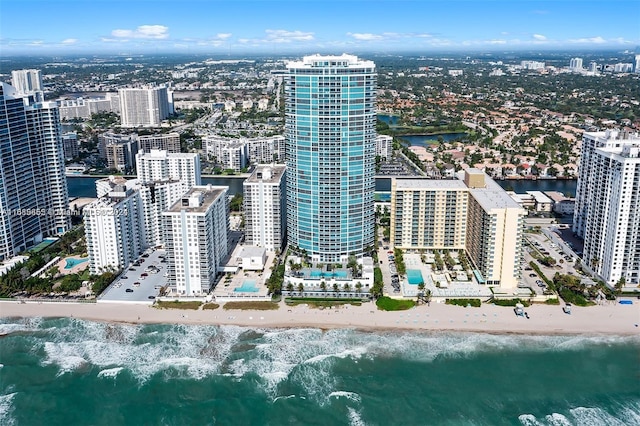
[333,283,339,295]
[355,282,362,295]
[297,282,304,296]
[286,283,294,295]
[320,280,327,294]
[343,283,351,294]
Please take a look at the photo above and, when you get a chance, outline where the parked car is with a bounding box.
[125,288,133,293]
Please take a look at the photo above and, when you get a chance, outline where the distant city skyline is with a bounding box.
[1,0,639,54]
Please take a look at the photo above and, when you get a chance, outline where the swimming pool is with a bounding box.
[64,257,89,269]
[234,280,259,292]
[407,269,423,285]
[308,269,349,279]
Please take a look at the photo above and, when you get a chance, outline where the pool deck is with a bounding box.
[57,256,89,275]
[210,248,275,300]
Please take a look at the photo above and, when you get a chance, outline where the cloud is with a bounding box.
[61,38,77,45]
[348,33,384,41]
[111,25,169,39]
[568,36,606,44]
[264,29,314,43]
[532,34,547,41]
[216,33,232,40]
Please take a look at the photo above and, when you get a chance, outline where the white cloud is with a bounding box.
[569,36,606,44]
[533,34,547,41]
[216,33,232,40]
[264,29,314,43]
[348,33,384,41]
[111,25,169,39]
[61,38,77,45]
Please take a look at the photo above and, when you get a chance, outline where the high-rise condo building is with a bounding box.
[136,150,201,247]
[98,133,139,173]
[0,83,70,260]
[569,57,583,70]
[390,170,525,289]
[138,132,181,153]
[573,130,640,287]
[11,69,43,96]
[135,150,201,186]
[285,54,376,263]
[162,186,230,295]
[464,170,525,289]
[118,86,171,128]
[84,177,144,274]
[243,165,286,251]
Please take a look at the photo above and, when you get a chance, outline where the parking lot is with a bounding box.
[99,249,168,304]
[523,232,591,294]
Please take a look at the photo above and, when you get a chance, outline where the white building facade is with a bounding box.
[573,130,640,287]
[119,86,171,128]
[163,187,230,295]
[243,165,286,251]
[84,182,144,275]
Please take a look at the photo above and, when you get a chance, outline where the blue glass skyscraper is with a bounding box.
[285,54,376,263]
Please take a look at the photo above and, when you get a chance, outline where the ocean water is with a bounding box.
[1,317,639,426]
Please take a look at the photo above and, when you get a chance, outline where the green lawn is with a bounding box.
[223,301,280,310]
[375,296,415,311]
[155,301,202,310]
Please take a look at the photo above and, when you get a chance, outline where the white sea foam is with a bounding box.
[272,395,295,403]
[519,402,640,426]
[97,367,123,379]
[518,414,545,426]
[329,391,362,403]
[569,407,627,425]
[545,413,573,426]
[38,321,247,382]
[347,407,366,426]
[0,393,17,426]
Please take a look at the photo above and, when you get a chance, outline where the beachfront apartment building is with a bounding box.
[285,54,377,263]
[118,86,171,128]
[162,186,230,295]
[135,150,201,248]
[0,82,70,260]
[465,170,525,289]
[573,130,640,287]
[390,179,468,249]
[243,165,286,251]
[84,180,144,275]
[390,169,525,289]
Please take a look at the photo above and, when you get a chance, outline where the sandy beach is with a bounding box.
[1,299,639,335]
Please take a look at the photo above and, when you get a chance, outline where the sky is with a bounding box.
[1,0,639,55]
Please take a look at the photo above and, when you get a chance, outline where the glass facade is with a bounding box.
[285,55,376,263]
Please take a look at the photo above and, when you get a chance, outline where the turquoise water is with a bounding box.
[308,270,348,279]
[407,269,424,285]
[234,280,259,293]
[64,257,89,269]
[1,317,639,425]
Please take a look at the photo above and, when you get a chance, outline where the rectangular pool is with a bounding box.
[234,280,259,292]
[407,269,423,285]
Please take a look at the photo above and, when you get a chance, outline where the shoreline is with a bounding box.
[1,300,638,336]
